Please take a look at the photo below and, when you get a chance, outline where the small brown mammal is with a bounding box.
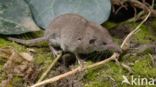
[8,13,121,62]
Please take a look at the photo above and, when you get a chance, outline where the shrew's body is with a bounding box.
[8,13,121,59]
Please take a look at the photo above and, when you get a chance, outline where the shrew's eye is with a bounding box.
[102,42,107,45]
[78,38,81,40]
[89,39,96,44]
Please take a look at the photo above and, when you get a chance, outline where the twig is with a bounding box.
[113,0,156,18]
[127,11,144,22]
[151,0,155,8]
[120,10,151,49]
[37,52,62,82]
[128,0,156,17]
[148,54,155,67]
[121,63,133,73]
[30,53,118,87]
[30,6,152,87]
[30,66,82,87]
[128,0,149,13]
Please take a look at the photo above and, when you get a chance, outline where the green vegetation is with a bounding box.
[0,20,156,87]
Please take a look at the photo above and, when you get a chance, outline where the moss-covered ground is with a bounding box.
[0,19,156,87]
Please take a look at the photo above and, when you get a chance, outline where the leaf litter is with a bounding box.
[0,47,39,87]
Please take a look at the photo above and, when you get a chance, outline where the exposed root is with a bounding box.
[112,0,156,17]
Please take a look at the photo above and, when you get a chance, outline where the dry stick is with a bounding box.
[151,0,155,8]
[120,11,151,49]
[148,53,155,67]
[127,0,155,22]
[30,53,118,87]
[127,11,144,22]
[30,66,82,87]
[37,53,62,82]
[129,0,149,12]
[30,11,151,87]
[150,0,155,16]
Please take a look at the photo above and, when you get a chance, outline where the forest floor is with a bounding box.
[0,18,156,87]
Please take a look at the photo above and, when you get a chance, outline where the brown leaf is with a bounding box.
[0,47,38,85]
[20,52,33,62]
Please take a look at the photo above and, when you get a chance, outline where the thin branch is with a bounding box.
[120,10,151,49]
[151,0,155,8]
[30,66,82,87]
[37,52,62,82]
[30,53,118,87]
[148,53,155,67]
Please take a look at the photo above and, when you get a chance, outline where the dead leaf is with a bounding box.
[27,48,36,53]
[0,47,38,86]
[20,52,33,62]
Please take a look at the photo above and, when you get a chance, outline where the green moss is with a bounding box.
[132,55,156,77]
[130,23,155,44]
[0,20,156,87]
[103,21,117,29]
[34,48,52,65]
[150,18,156,29]
[122,55,138,63]
[0,37,26,52]
[85,81,112,87]
[85,62,126,87]
[85,53,156,87]
[0,35,52,86]
[11,76,24,87]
